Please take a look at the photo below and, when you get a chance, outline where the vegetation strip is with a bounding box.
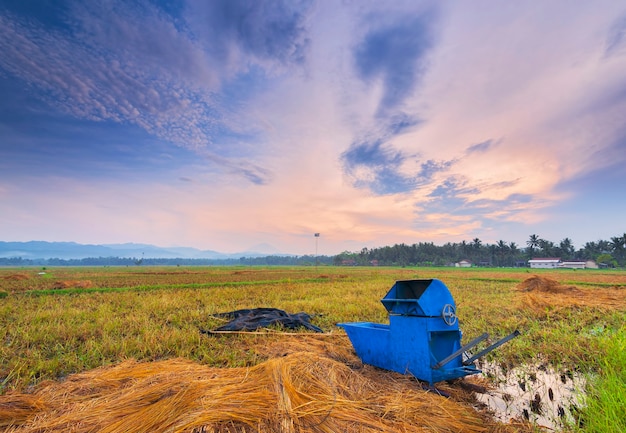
[466,277,626,288]
[575,327,626,433]
[464,277,524,283]
[17,277,336,297]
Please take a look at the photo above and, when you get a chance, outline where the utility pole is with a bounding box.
[314,233,320,268]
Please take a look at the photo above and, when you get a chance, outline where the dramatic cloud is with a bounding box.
[353,10,436,115]
[0,0,315,185]
[605,13,626,57]
[342,136,453,196]
[387,113,422,135]
[342,139,410,194]
[186,0,312,67]
[465,140,494,155]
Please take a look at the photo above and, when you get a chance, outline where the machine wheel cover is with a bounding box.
[442,303,457,326]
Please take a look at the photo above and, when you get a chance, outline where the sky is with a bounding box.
[1,0,626,256]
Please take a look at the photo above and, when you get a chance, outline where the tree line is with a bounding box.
[333,233,626,268]
[0,233,624,268]
[0,255,335,267]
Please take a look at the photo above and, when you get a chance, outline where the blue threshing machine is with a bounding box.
[338,279,519,385]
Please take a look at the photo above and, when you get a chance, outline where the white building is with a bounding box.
[528,258,561,269]
[560,260,587,269]
[559,260,598,269]
[529,258,597,269]
[455,260,472,268]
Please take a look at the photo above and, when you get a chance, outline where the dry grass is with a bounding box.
[0,336,534,433]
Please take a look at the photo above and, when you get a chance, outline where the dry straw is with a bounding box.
[0,335,528,433]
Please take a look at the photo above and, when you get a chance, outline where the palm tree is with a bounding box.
[597,240,611,253]
[609,235,626,265]
[509,242,521,266]
[527,234,540,257]
[609,236,624,252]
[538,239,556,257]
[581,241,600,259]
[559,238,575,260]
[460,240,469,256]
[496,240,508,266]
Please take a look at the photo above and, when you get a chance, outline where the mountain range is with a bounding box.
[0,241,289,260]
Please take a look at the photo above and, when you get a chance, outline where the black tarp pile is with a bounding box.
[202,308,323,334]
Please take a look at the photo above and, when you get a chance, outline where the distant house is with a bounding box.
[560,260,587,269]
[455,260,472,268]
[559,260,598,269]
[528,258,561,269]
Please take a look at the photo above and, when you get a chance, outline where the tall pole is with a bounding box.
[314,233,320,268]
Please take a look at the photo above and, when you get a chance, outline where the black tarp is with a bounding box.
[202,308,323,334]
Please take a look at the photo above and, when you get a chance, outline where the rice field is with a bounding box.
[1,265,625,432]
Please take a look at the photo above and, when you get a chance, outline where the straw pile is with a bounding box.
[1,274,29,281]
[51,280,94,289]
[0,344,510,433]
[516,275,626,311]
[516,276,579,294]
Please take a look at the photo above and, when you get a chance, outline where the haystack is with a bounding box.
[51,280,94,289]
[516,275,626,311]
[1,274,29,281]
[515,276,579,294]
[0,337,527,433]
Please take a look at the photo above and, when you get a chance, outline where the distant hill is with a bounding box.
[0,241,290,260]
